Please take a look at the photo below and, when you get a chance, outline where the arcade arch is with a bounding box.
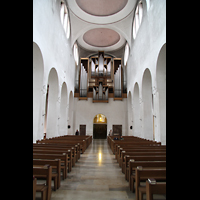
[133,82,140,137]
[33,42,44,142]
[142,68,153,140]
[156,43,166,144]
[46,68,59,138]
[59,82,68,136]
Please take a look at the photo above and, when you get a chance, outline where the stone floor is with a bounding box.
[36,139,166,200]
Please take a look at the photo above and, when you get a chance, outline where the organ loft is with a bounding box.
[74,51,127,102]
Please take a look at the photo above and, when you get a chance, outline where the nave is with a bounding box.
[50,139,134,200]
[35,139,165,200]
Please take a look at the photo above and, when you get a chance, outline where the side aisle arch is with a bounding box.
[142,68,153,140]
[156,43,166,144]
[59,82,68,136]
[46,68,59,138]
[33,42,44,142]
[133,82,140,137]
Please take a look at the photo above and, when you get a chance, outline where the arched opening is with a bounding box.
[33,42,44,142]
[127,91,133,136]
[142,68,153,140]
[156,43,166,144]
[133,82,140,137]
[60,1,70,39]
[133,1,143,39]
[59,82,68,136]
[68,91,74,135]
[46,68,59,138]
[124,42,129,66]
[93,114,107,139]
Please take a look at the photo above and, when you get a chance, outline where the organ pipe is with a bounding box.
[114,64,121,97]
[80,63,87,97]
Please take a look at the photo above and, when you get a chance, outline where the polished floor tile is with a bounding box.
[36,139,165,200]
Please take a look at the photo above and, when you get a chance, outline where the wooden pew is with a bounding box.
[33,159,61,190]
[120,148,166,172]
[48,137,87,152]
[33,147,75,167]
[33,176,37,200]
[33,143,80,161]
[58,135,92,148]
[125,156,166,181]
[33,165,52,200]
[37,135,91,153]
[135,167,166,200]
[107,135,167,199]
[33,149,72,172]
[113,142,162,155]
[107,135,160,149]
[128,160,166,191]
[116,146,166,162]
[111,140,161,154]
[120,151,166,169]
[146,178,166,200]
[37,139,86,154]
[33,153,68,179]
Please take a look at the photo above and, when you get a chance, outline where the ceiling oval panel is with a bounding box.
[76,0,128,17]
[67,0,137,24]
[83,28,120,47]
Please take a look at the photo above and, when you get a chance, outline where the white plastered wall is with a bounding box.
[73,98,128,136]
[33,0,75,142]
[126,0,166,144]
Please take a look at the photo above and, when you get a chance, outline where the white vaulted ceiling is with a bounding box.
[66,0,137,57]
[76,0,128,16]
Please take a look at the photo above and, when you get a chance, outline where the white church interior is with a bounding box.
[33,0,166,199]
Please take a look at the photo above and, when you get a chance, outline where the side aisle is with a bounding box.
[33,135,92,200]
[107,135,166,200]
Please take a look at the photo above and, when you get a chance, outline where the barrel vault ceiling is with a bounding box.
[66,0,138,58]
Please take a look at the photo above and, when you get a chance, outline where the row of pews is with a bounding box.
[33,135,92,200]
[107,135,166,200]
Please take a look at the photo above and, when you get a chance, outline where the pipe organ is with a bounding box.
[76,51,126,101]
[114,64,121,97]
[80,62,87,97]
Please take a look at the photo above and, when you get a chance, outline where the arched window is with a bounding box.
[146,0,150,10]
[66,16,70,39]
[124,42,129,66]
[133,1,143,39]
[73,43,79,65]
[93,114,107,124]
[60,1,70,39]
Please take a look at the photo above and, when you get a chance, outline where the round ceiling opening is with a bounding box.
[83,28,120,47]
[76,0,128,16]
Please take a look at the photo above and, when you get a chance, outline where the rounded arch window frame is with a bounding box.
[124,42,130,66]
[93,114,107,124]
[60,1,71,39]
[73,42,79,66]
[132,1,143,40]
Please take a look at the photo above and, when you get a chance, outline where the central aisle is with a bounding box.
[51,139,135,200]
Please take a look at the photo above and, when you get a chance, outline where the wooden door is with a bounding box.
[80,125,86,136]
[93,124,107,139]
[112,125,122,136]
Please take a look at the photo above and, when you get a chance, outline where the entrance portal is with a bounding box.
[93,114,107,139]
